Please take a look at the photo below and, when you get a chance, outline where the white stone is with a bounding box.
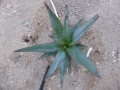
[96,62,99,65]
[112,51,115,56]
[6,4,12,9]
[66,68,68,73]
[10,81,13,83]
[57,84,61,88]
[112,60,117,63]
[48,87,51,90]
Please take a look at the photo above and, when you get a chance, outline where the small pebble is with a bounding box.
[96,62,99,65]
[6,4,12,9]
[11,10,17,14]
[112,60,117,63]
[10,81,13,83]
[112,51,115,56]
[118,22,120,24]
[70,71,73,76]
[22,21,30,26]
[71,81,76,86]
[48,87,51,90]
[57,84,61,88]
[66,68,68,73]
[74,12,79,16]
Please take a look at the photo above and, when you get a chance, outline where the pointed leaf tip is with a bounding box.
[70,16,84,33]
[14,42,59,52]
[60,80,63,88]
[98,75,102,79]
[14,50,19,52]
[67,46,99,77]
[44,2,47,6]
[72,14,99,42]
[47,49,66,78]
[96,14,99,18]
[65,5,68,11]
[44,2,63,40]
[95,71,101,78]
[44,2,49,9]
[59,55,69,87]
[63,4,70,41]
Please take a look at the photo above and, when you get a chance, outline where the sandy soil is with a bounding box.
[0,0,120,90]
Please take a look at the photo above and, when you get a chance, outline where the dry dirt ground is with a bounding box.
[0,0,120,90]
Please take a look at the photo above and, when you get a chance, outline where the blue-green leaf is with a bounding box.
[14,42,59,52]
[53,37,59,41]
[63,5,70,41]
[40,52,57,59]
[44,3,63,40]
[72,15,99,42]
[47,49,66,78]
[66,46,100,77]
[75,44,88,49]
[59,55,69,87]
[70,16,84,33]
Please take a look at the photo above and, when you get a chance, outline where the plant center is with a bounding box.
[62,41,70,49]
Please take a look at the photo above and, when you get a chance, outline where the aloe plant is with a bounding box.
[15,3,100,86]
